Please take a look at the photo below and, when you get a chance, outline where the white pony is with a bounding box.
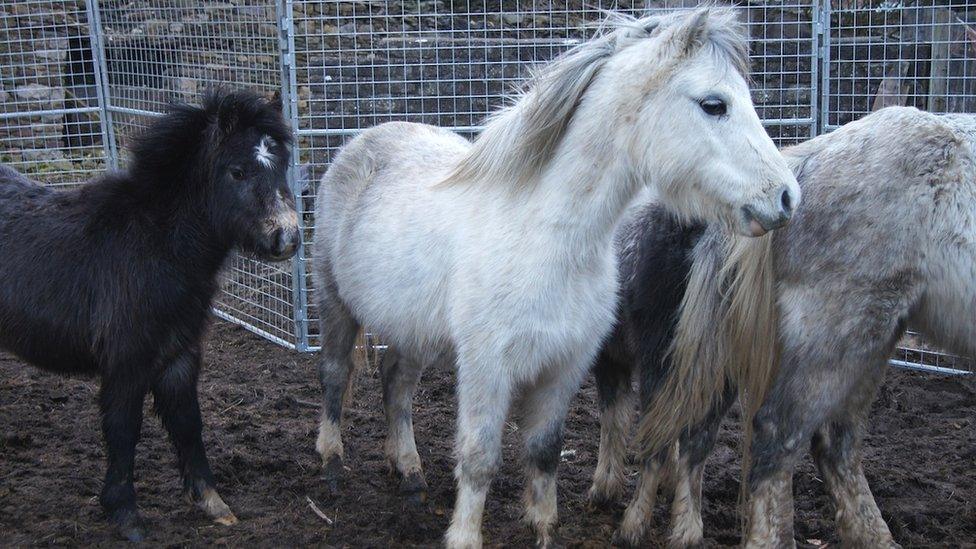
[312,8,799,548]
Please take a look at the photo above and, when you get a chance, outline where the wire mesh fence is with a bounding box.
[0,0,971,373]
[823,0,976,132]
[0,0,107,186]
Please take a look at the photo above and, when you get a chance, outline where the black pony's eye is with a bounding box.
[229,167,246,181]
[699,96,727,117]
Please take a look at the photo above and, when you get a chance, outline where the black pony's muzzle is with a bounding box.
[269,226,300,261]
[258,224,300,262]
[255,197,300,261]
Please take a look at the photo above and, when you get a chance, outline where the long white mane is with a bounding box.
[441,7,750,189]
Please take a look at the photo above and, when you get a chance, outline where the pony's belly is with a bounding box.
[450,255,620,378]
[332,256,453,363]
[0,330,96,375]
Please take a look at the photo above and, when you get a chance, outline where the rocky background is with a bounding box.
[0,0,102,183]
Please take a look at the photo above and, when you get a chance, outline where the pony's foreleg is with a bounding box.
[517,362,590,548]
[744,470,795,549]
[152,346,237,526]
[315,288,361,493]
[613,452,666,547]
[745,381,824,548]
[588,349,634,508]
[446,356,514,549]
[379,348,428,504]
[668,384,735,548]
[812,414,898,547]
[99,369,148,542]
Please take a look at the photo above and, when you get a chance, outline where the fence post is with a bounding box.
[816,0,831,135]
[84,0,117,169]
[277,0,311,352]
[927,7,953,113]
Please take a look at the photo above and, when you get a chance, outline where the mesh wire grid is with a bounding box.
[0,0,107,186]
[824,0,976,130]
[0,0,971,372]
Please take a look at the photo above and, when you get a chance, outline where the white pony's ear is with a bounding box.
[672,8,710,55]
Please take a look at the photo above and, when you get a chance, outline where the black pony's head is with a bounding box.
[129,89,300,261]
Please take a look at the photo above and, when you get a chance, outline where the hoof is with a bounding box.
[196,487,238,526]
[399,471,429,506]
[111,509,145,543]
[611,528,643,549]
[213,512,239,526]
[586,485,621,511]
[534,527,562,549]
[322,454,344,494]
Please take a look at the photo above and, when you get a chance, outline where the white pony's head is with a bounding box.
[599,8,800,236]
[444,7,798,236]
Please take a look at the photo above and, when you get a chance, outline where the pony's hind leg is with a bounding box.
[315,280,361,493]
[811,403,899,547]
[668,384,735,548]
[152,345,237,526]
[99,369,149,542]
[745,364,840,549]
[588,348,634,508]
[379,347,428,504]
[516,362,590,548]
[613,451,667,547]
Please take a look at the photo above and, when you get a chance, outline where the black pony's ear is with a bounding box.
[271,90,284,113]
[129,101,210,180]
[216,97,240,136]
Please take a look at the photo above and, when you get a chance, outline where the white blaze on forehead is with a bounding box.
[255,135,276,169]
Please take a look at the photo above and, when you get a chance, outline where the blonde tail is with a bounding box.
[635,231,779,466]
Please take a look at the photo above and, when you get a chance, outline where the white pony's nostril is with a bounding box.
[780,187,793,215]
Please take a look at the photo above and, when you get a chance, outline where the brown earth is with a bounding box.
[1,321,974,547]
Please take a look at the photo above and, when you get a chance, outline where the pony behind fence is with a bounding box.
[0,90,299,541]
[590,106,976,547]
[312,7,798,548]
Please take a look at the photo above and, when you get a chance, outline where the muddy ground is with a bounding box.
[1,321,974,547]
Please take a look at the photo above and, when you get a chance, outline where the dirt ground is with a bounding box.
[1,321,974,547]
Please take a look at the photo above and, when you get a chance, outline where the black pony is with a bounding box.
[0,89,299,541]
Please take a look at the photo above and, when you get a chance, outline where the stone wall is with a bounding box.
[0,1,85,172]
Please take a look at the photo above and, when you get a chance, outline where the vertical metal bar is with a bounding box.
[809,0,821,137]
[278,0,310,352]
[817,0,832,134]
[85,0,118,169]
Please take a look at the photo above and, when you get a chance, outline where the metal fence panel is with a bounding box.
[0,0,107,186]
[823,0,976,131]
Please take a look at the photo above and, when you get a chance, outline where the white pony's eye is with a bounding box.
[699,96,727,117]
